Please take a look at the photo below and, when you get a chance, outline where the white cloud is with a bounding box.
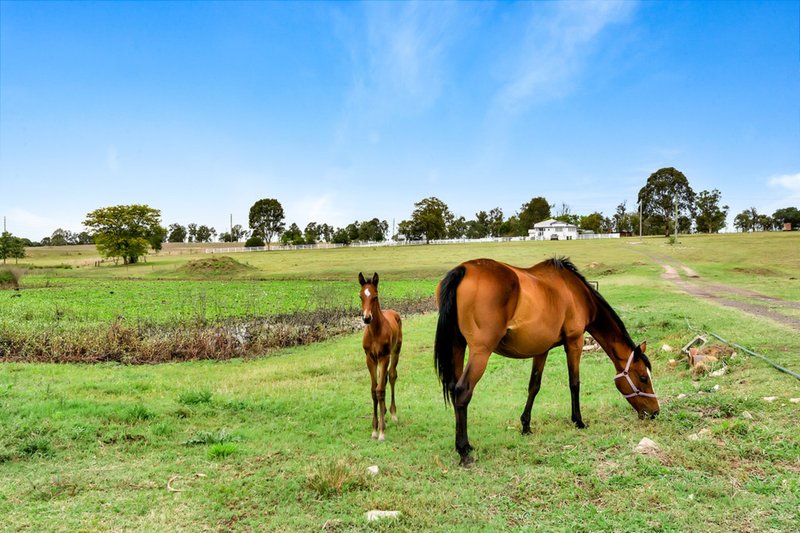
[494,1,635,114]
[5,207,82,239]
[768,172,800,194]
[285,193,351,229]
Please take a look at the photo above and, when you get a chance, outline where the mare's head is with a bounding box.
[614,341,660,419]
[358,272,380,324]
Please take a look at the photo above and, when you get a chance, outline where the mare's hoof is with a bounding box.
[574,420,587,429]
[459,455,475,467]
[521,426,531,435]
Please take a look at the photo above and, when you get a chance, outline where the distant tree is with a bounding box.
[613,201,633,233]
[518,197,552,235]
[50,228,75,246]
[332,227,351,245]
[281,223,304,245]
[345,222,360,242]
[148,225,167,252]
[754,214,774,232]
[638,167,696,236]
[467,211,490,239]
[580,212,606,233]
[75,231,93,245]
[400,197,452,241]
[195,225,216,243]
[39,236,52,246]
[0,231,26,264]
[498,215,521,237]
[303,222,319,245]
[244,235,265,247]
[219,224,249,243]
[734,208,759,232]
[488,207,504,237]
[356,218,388,242]
[83,204,163,264]
[318,223,335,243]
[447,216,467,239]
[554,203,581,227]
[186,223,198,243]
[167,224,187,243]
[249,198,285,250]
[694,189,729,233]
[772,207,800,229]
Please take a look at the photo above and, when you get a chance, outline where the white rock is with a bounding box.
[709,367,727,378]
[366,510,401,522]
[741,411,753,419]
[635,437,660,455]
[762,396,778,402]
[676,393,687,400]
[367,465,379,475]
[713,385,720,391]
[790,398,800,404]
[661,344,673,352]
[687,433,700,441]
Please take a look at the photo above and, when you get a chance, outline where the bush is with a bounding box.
[244,235,265,247]
[0,267,22,289]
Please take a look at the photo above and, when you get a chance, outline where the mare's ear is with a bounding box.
[358,272,367,286]
[372,272,379,287]
[638,341,647,354]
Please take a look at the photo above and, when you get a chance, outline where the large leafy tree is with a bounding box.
[694,189,729,233]
[195,225,216,243]
[400,197,452,241]
[467,211,491,239]
[281,223,304,245]
[0,231,26,264]
[638,167,696,236]
[83,204,163,264]
[249,198,285,250]
[772,207,800,229]
[518,197,552,235]
[167,224,187,243]
[358,218,389,242]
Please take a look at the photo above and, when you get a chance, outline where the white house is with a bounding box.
[528,219,578,241]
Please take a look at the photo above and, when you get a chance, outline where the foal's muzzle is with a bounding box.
[362,314,372,324]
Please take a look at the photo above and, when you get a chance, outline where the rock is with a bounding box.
[790,398,800,404]
[662,344,673,353]
[687,433,700,441]
[762,396,778,402]
[366,510,401,522]
[668,359,678,368]
[634,437,660,455]
[367,465,379,475]
[688,429,711,442]
[741,411,753,419]
[709,367,727,378]
[676,393,687,400]
[713,385,720,391]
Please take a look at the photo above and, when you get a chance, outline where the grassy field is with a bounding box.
[1,233,799,531]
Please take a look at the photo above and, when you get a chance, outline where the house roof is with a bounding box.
[532,218,577,229]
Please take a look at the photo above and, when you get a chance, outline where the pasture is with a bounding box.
[1,233,799,531]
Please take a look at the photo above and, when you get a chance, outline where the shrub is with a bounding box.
[0,268,22,289]
[244,235,265,247]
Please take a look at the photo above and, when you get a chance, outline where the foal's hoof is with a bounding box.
[371,430,378,440]
[378,433,385,442]
[391,414,398,423]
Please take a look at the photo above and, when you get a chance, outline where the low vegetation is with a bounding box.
[0,233,798,530]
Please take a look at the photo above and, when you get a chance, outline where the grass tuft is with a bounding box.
[178,389,213,405]
[305,458,369,499]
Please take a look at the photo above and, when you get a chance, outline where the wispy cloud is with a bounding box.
[768,172,800,204]
[494,1,635,114]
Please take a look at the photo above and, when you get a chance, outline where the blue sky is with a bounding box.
[1,1,798,240]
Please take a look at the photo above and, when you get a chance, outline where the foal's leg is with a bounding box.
[366,356,379,439]
[388,342,401,422]
[565,337,586,428]
[375,356,390,441]
[520,353,548,434]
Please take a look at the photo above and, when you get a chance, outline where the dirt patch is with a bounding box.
[731,267,781,277]
[178,256,256,277]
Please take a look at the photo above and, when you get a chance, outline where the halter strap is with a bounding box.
[614,350,657,399]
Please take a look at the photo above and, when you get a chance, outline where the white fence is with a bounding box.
[205,233,620,254]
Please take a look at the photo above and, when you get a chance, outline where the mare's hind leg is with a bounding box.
[520,353,548,434]
[454,348,490,466]
[565,336,586,429]
[388,344,400,422]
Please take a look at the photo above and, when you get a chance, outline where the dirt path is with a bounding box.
[645,253,800,332]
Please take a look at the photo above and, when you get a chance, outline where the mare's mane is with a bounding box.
[547,257,651,369]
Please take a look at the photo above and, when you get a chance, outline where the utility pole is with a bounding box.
[638,200,642,238]
[674,189,679,243]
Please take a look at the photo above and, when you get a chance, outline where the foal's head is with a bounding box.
[358,272,380,324]
[614,341,660,419]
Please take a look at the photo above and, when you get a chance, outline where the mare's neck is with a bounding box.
[586,304,633,372]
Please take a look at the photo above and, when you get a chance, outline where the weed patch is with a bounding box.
[305,458,369,498]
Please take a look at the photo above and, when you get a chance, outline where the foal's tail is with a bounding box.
[434,265,467,405]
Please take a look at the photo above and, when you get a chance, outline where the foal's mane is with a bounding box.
[547,257,650,368]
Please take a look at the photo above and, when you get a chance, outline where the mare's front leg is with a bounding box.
[366,356,379,439]
[520,354,548,434]
[565,338,586,428]
[375,356,390,441]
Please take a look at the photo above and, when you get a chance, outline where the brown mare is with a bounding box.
[435,257,659,465]
[359,272,403,441]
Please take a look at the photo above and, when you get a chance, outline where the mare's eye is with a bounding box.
[640,375,648,384]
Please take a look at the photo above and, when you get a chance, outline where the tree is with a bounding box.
[187,223,198,243]
[167,224,187,243]
[733,208,758,232]
[148,225,167,252]
[281,223,304,245]
[518,197,552,235]
[772,207,800,229]
[0,231,26,264]
[219,224,249,243]
[400,197,452,241]
[613,201,633,233]
[467,211,490,239]
[488,207,504,237]
[638,167,696,236]
[694,189,729,233]
[318,223,335,243]
[244,235,265,247]
[249,198,285,250]
[332,227,351,245]
[50,228,74,246]
[580,212,606,233]
[303,222,319,245]
[357,218,389,242]
[75,231,94,245]
[195,225,216,243]
[83,204,163,264]
[447,216,467,239]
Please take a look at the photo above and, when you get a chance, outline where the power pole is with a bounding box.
[674,189,679,243]
[638,199,642,238]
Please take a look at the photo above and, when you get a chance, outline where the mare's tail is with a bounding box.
[434,265,467,405]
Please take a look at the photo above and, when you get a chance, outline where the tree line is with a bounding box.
[2,166,798,265]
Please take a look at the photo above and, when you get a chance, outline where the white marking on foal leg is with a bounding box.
[378,431,385,442]
[371,430,378,439]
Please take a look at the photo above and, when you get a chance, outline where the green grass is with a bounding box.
[0,233,799,530]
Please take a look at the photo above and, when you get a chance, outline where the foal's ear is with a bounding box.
[358,272,367,286]
[372,272,379,287]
